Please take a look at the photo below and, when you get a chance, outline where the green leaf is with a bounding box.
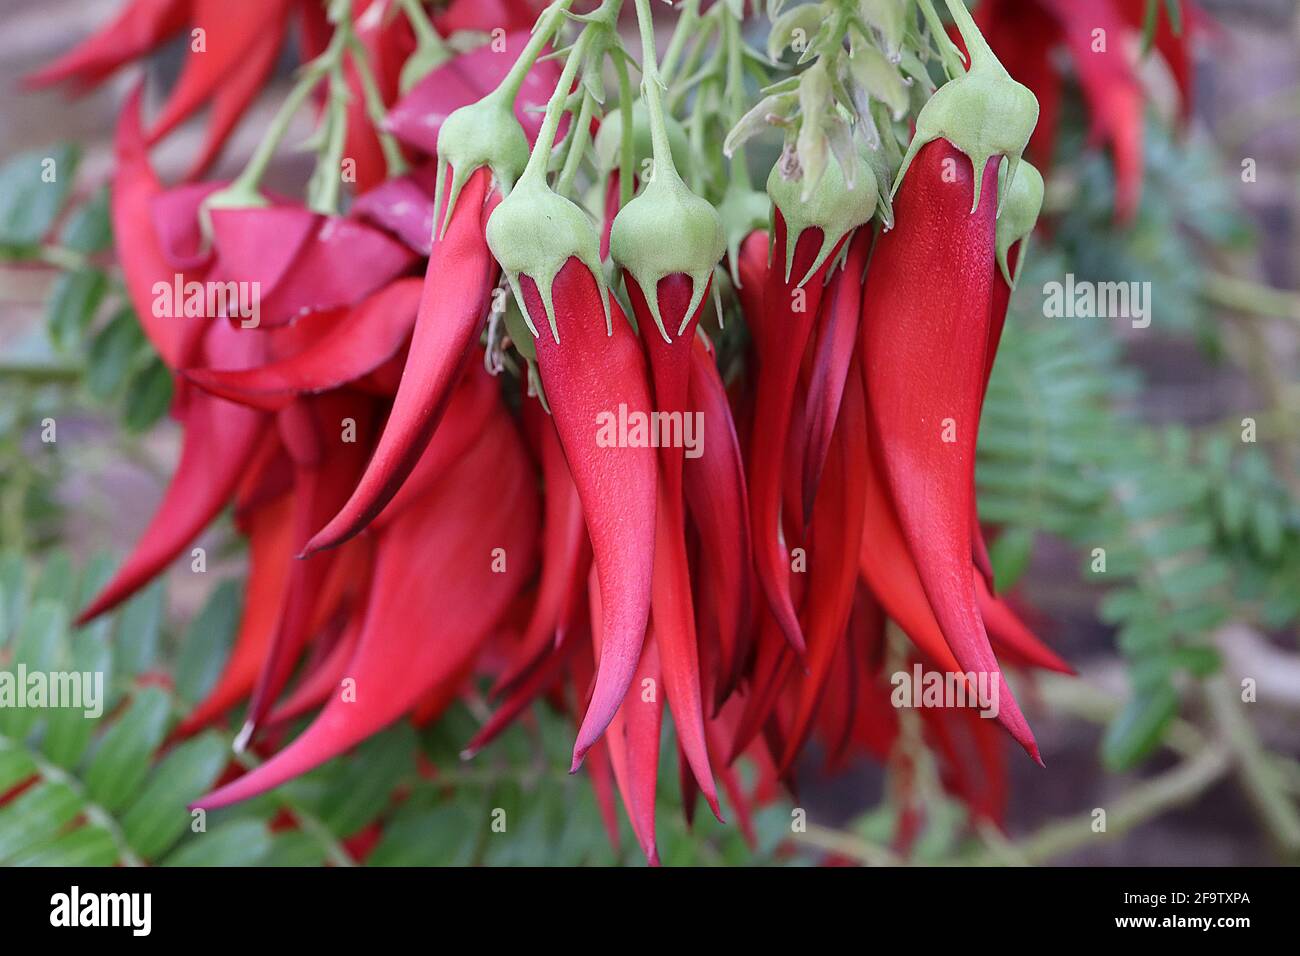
[1102,682,1180,771]
[368,805,475,866]
[260,831,329,867]
[119,732,228,861]
[307,724,414,838]
[73,552,116,644]
[58,187,112,254]
[174,580,241,705]
[7,824,118,867]
[0,555,296,869]
[114,581,164,679]
[86,309,145,400]
[0,780,83,863]
[82,686,171,811]
[0,600,66,740]
[40,627,112,769]
[0,145,80,249]
[122,357,174,433]
[0,550,26,640]
[1251,499,1283,558]
[32,550,75,609]
[162,819,272,866]
[0,742,38,792]
[1164,0,1184,36]
[1172,645,1221,678]
[1219,481,1249,535]
[47,267,107,350]
[989,525,1035,591]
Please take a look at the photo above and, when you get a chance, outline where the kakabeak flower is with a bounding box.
[45,0,1084,866]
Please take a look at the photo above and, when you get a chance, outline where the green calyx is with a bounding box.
[434,92,530,239]
[766,151,878,287]
[198,183,269,245]
[995,157,1043,288]
[609,167,725,342]
[399,44,452,96]
[717,175,772,289]
[892,0,1039,215]
[485,171,609,345]
[593,101,693,182]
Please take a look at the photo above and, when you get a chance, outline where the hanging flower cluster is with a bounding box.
[32,0,1195,863]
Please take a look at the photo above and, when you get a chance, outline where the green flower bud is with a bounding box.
[717,175,772,289]
[485,172,608,344]
[767,151,878,288]
[892,0,1039,214]
[995,158,1043,288]
[434,92,530,238]
[609,167,725,342]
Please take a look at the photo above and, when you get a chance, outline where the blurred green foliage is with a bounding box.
[0,550,795,866]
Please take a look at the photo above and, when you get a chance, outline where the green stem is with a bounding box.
[496,0,577,103]
[687,77,712,193]
[615,48,635,207]
[227,77,321,199]
[1205,676,1300,856]
[1203,272,1300,325]
[941,0,998,72]
[398,0,448,58]
[918,0,968,78]
[232,750,356,867]
[224,0,354,201]
[36,245,91,272]
[986,745,1232,866]
[658,0,701,86]
[722,10,752,189]
[16,744,145,866]
[347,35,409,177]
[520,12,600,182]
[0,362,83,383]
[308,68,351,214]
[557,90,595,197]
[790,822,901,866]
[666,14,721,113]
[632,0,678,177]
[722,7,745,123]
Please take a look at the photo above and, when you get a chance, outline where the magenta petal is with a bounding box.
[351,173,437,256]
[386,32,559,155]
[208,205,318,297]
[258,218,418,328]
[150,182,222,270]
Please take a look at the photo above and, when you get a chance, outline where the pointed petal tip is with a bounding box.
[74,586,126,627]
[568,748,587,774]
[704,792,726,824]
[232,720,255,754]
[300,525,347,559]
[781,624,808,658]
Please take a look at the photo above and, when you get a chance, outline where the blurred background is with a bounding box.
[0,0,1298,865]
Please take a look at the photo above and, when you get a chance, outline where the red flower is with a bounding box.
[43,0,1090,866]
